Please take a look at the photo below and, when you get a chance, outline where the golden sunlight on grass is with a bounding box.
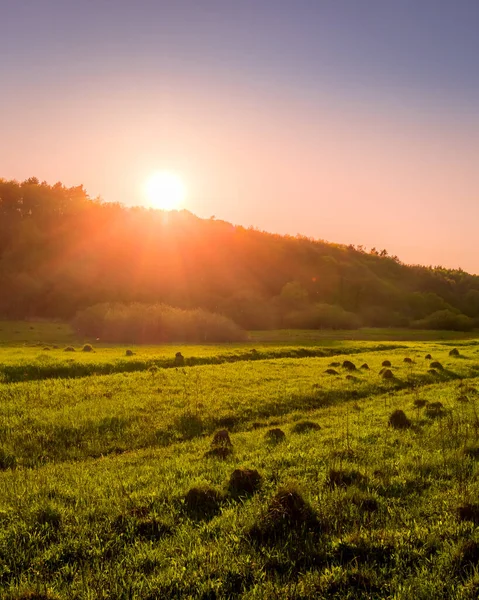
[144,171,187,210]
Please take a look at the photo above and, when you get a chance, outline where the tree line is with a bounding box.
[1,177,478,331]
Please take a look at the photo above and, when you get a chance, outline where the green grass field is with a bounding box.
[2,322,479,598]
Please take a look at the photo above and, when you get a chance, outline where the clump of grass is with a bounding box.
[325,368,339,375]
[35,505,62,530]
[204,446,233,459]
[425,402,445,418]
[326,468,368,488]
[342,360,356,371]
[63,346,75,352]
[449,348,460,356]
[360,363,369,370]
[388,409,411,429]
[381,369,394,379]
[265,428,286,443]
[430,361,444,370]
[125,349,134,356]
[457,504,479,524]
[113,511,172,541]
[13,592,59,600]
[204,429,233,459]
[382,360,392,367]
[453,540,479,575]
[248,485,319,543]
[174,412,204,439]
[82,344,93,352]
[0,447,17,470]
[318,569,380,597]
[174,352,185,366]
[291,420,321,434]
[184,485,223,519]
[211,429,232,447]
[464,446,479,459]
[228,468,262,497]
[413,399,428,408]
[349,490,379,512]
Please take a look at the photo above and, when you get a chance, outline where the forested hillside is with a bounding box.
[1,177,478,330]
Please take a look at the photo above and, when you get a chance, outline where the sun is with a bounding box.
[144,171,186,210]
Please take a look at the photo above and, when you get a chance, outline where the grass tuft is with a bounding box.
[388,409,411,429]
[291,420,321,434]
[228,468,262,497]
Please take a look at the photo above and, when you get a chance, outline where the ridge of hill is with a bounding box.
[1,177,478,330]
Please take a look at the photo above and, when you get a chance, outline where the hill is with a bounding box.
[1,176,479,331]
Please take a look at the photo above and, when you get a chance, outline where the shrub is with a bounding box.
[430,361,444,370]
[425,353,432,359]
[125,349,134,356]
[82,344,93,352]
[284,303,361,330]
[325,368,339,375]
[381,369,394,379]
[228,468,262,497]
[388,409,410,429]
[449,348,460,356]
[360,363,369,370]
[342,360,356,371]
[412,310,474,331]
[382,360,392,367]
[403,357,413,364]
[64,346,75,352]
[72,302,247,343]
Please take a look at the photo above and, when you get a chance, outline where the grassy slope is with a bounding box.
[1,325,479,598]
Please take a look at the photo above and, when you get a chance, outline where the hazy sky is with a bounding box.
[1,1,478,272]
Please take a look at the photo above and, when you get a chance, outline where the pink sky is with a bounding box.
[2,1,478,273]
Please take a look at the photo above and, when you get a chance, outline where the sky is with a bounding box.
[1,0,478,272]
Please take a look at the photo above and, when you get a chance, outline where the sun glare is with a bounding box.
[145,171,186,210]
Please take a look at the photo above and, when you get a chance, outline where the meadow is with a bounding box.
[2,323,479,598]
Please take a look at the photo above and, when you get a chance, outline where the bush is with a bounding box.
[72,302,247,343]
[82,344,93,352]
[284,303,361,330]
[412,310,474,331]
